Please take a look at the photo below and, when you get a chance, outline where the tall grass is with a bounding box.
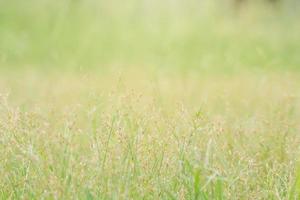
[1,1,300,199]
[0,70,300,199]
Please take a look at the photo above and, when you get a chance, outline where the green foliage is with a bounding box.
[1,1,300,199]
[0,0,299,71]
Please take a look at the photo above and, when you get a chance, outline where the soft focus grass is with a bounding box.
[1,70,300,199]
[0,0,300,71]
[1,0,300,199]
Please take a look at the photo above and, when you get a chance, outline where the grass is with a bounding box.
[0,70,300,199]
[1,0,300,71]
[1,0,300,199]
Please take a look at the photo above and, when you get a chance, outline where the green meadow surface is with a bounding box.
[1,1,300,199]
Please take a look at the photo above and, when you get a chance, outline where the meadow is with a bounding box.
[1,1,300,199]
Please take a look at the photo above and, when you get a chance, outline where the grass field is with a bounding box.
[1,1,300,199]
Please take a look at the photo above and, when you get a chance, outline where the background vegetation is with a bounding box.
[1,1,300,199]
[1,0,299,71]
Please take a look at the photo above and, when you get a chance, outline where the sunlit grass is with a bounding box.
[0,70,300,199]
[1,0,300,199]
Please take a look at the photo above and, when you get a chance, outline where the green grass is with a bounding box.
[1,1,300,199]
[0,0,300,71]
[1,70,300,199]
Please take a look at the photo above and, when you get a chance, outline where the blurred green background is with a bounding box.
[0,0,299,72]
